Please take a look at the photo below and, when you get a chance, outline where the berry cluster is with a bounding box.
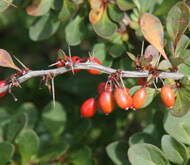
[80,70,176,118]
[56,55,101,75]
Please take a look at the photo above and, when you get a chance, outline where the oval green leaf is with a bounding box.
[106,141,130,165]
[18,102,38,129]
[42,101,67,136]
[128,143,169,165]
[166,2,190,48]
[157,60,171,70]
[108,3,124,23]
[58,0,79,22]
[17,130,39,165]
[116,0,135,11]
[0,142,14,164]
[26,0,53,16]
[65,13,86,46]
[164,111,190,145]
[161,135,188,164]
[5,112,27,142]
[93,9,117,38]
[29,12,61,41]
[170,89,190,117]
[129,132,159,147]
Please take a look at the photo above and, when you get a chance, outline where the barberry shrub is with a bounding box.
[0,0,190,164]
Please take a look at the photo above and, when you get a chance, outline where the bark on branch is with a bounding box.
[0,62,187,94]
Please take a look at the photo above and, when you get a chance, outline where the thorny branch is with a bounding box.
[0,62,187,94]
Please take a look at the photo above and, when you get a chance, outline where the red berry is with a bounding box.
[161,86,175,108]
[114,88,133,110]
[56,57,65,68]
[87,57,101,75]
[0,81,7,97]
[71,56,81,73]
[80,98,97,118]
[97,82,110,93]
[133,88,147,110]
[98,91,115,114]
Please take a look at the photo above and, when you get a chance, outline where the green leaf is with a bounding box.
[179,49,190,60]
[0,142,14,164]
[17,130,39,165]
[128,143,169,165]
[106,141,130,165]
[109,44,125,58]
[18,102,38,129]
[126,52,136,62]
[166,2,190,48]
[42,101,67,136]
[92,43,113,67]
[164,111,190,145]
[0,109,10,127]
[108,3,124,23]
[26,0,54,16]
[93,9,117,38]
[164,78,176,86]
[29,12,61,41]
[68,145,96,165]
[51,0,63,11]
[170,89,190,117]
[0,0,13,13]
[181,76,190,87]
[133,0,160,14]
[58,0,79,22]
[129,132,159,147]
[129,86,160,109]
[157,60,171,70]
[176,35,190,58]
[154,0,181,16]
[65,13,86,46]
[116,0,135,11]
[161,135,188,164]
[179,58,190,75]
[171,57,184,68]
[38,140,68,160]
[5,113,27,142]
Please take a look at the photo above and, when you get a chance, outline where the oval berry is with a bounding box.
[80,98,97,118]
[72,56,81,73]
[0,81,7,97]
[161,86,175,108]
[114,88,133,110]
[98,91,115,114]
[87,57,101,75]
[133,88,147,110]
[97,82,110,93]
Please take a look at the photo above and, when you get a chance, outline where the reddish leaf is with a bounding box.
[89,5,104,24]
[140,13,169,62]
[0,49,21,71]
[144,45,160,67]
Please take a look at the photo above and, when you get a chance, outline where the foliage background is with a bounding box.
[0,0,190,164]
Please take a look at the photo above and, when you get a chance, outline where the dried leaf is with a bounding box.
[0,49,21,71]
[89,5,104,24]
[140,13,169,62]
